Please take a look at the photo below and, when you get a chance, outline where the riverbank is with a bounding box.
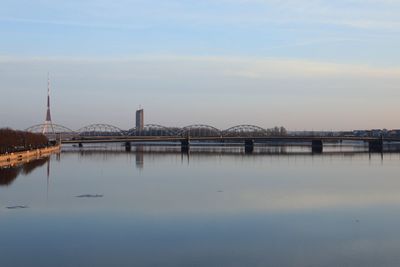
[0,145,60,168]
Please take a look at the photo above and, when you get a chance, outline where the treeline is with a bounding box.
[266,126,287,136]
[0,128,49,154]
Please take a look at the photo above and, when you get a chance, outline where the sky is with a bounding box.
[1,0,400,131]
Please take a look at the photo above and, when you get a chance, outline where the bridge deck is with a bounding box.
[61,135,400,144]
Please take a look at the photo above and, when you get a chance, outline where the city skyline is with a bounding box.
[1,0,400,130]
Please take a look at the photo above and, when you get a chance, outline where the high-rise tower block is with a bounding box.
[136,108,144,130]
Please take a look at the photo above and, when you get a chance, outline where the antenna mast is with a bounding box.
[42,73,55,136]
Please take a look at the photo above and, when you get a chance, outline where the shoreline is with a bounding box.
[0,145,60,168]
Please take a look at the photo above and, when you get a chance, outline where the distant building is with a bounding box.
[136,108,144,130]
[371,129,383,137]
[353,130,368,137]
[388,129,400,137]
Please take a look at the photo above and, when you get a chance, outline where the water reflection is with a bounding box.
[136,145,144,169]
[2,146,400,267]
[2,145,399,185]
[0,167,20,186]
[51,146,400,214]
[60,144,400,171]
[0,157,49,186]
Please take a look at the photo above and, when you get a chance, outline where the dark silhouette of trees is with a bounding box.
[266,126,287,136]
[0,128,49,154]
[21,157,49,175]
[0,157,49,186]
[0,167,20,186]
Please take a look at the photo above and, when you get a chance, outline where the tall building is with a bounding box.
[136,108,144,130]
[42,73,55,135]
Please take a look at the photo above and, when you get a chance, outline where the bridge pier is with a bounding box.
[181,139,190,153]
[369,140,383,153]
[311,140,323,153]
[125,142,131,152]
[245,139,254,154]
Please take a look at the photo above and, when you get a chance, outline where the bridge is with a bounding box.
[61,135,398,153]
[28,80,399,154]
[25,123,400,153]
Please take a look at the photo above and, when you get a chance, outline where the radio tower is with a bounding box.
[42,73,55,135]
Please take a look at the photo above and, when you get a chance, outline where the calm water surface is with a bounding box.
[2,146,400,267]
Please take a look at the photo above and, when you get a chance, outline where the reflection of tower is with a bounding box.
[136,108,144,131]
[42,73,55,135]
[135,145,144,169]
[46,157,50,200]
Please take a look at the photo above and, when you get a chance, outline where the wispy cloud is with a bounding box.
[2,54,400,83]
[2,0,400,31]
[0,17,148,30]
[186,0,400,30]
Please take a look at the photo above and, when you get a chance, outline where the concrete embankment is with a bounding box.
[0,145,60,168]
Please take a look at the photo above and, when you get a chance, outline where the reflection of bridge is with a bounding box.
[26,123,400,153]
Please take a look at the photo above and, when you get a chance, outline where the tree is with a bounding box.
[0,128,49,154]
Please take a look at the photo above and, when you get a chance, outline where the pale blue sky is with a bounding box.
[1,0,400,130]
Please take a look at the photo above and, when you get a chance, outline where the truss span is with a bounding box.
[25,123,77,140]
[180,124,222,137]
[223,125,268,137]
[25,123,285,139]
[127,124,178,136]
[78,124,124,136]
[26,123,75,134]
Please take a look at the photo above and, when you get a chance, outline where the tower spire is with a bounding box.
[46,73,51,121]
[42,73,55,135]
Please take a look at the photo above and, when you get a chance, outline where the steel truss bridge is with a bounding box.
[26,123,400,153]
[26,123,278,137]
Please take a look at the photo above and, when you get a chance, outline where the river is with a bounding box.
[1,145,400,267]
